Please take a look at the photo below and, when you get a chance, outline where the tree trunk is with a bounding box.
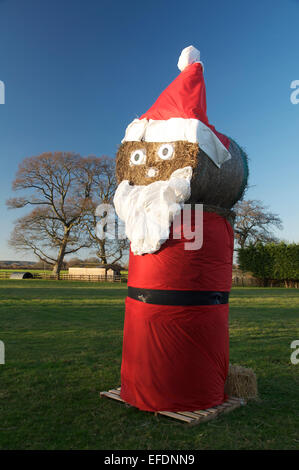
[52,230,70,277]
[97,239,108,265]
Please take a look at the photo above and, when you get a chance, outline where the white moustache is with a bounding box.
[113,166,192,255]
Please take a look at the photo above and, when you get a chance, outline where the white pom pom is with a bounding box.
[177,45,202,72]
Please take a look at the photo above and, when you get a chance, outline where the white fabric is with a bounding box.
[177,45,203,72]
[113,167,192,255]
[122,117,231,168]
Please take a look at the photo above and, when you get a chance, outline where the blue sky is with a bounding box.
[0,0,298,260]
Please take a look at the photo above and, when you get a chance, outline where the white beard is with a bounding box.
[113,166,192,255]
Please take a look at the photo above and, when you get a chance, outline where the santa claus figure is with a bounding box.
[114,46,248,412]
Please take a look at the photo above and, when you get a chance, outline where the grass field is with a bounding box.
[0,280,298,450]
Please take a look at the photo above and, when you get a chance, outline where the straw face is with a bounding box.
[116,138,248,210]
[116,141,198,186]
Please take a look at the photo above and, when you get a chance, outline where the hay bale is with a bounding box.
[10,271,33,279]
[224,364,258,400]
[189,139,249,208]
[116,138,248,209]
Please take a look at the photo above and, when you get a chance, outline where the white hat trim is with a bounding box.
[121,117,231,168]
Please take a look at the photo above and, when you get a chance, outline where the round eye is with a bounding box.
[130,149,146,165]
[157,144,174,160]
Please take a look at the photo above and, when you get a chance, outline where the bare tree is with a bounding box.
[7,152,94,275]
[7,152,129,274]
[234,199,283,249]
[9,207,90,273]
[82,157,129,265]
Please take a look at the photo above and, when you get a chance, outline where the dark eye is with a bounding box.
[158,144,174,160]
[130,149,146,165]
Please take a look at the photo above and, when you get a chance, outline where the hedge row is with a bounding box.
[238,242,299,287]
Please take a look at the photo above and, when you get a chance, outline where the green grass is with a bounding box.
[0,281,298,450]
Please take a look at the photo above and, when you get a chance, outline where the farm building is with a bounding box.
[68,265,121,281]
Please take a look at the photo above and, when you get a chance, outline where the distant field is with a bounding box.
[0,269,127,274]
[0,269,68,274]
[0,281,298,450]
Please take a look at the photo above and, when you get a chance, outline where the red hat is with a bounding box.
[122,46,231,168]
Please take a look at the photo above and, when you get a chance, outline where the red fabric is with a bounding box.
[120,211,234,412]
[139,62,230,151]
[121,300,229,411]
[128,211,234,292]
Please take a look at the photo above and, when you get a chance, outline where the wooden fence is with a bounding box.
[0,271,128,282]
[1,270,295,287]
[232,275,260,287]
[232,275,296,288]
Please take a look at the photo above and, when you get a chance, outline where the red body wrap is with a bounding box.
[120,211,234,411]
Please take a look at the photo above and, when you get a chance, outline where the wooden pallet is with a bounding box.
[100,388,246,425]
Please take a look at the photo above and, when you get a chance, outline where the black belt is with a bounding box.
[128,286,229,306]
